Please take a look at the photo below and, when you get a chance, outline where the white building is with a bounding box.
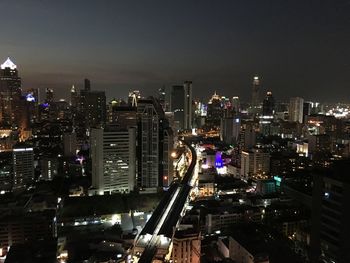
[289,97,304,124]
[241,148,270,179]
[90,127,136,195]
[12,145,34,190]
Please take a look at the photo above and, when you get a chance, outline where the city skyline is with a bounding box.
[1,1,350,102]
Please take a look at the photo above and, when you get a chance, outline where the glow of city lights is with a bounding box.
[215,152,223,168]
[26,93,36,102]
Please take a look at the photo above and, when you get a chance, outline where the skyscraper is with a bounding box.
[90,127,136,195]
[251,76,260,111]
[70,85,79,108]
[12,145,34,191]
[262,91,275,116]
[0,58,22,127]
[183,81,193,130]
[289,97,304,124]
[232,96,240,115]
[84,78,91,92]
[136,99,161,192]
[79,84,106,129]
[171,85,185,130]
[128,90,141,107]
[45,88,54,104]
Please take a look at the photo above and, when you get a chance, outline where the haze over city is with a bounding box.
[2,0,350,101]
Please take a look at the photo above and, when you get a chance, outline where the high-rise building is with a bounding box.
[239,123,256,151]
[12,145,34,191]
[0,58,22,128]
[70,85,79,108]
[232,96,240,115]
[137,99,161,192]
[303,102,311,123]
[184,81,193,130]
[128,90,141,107]
[108,106,137,128]
[90,127,136,195]
[158,86,167,111]
[171,85,185,130]
[241,148,270,180]
[80,87,106,128]
[289,97,304,124]
[311,160,350,263]
[45,88,54,104]
[207,92,223,128]
[262,91,275,116]
[63,132,77,157]
[220,117,241,145]
[84,78,91,92]
[251,76,260,111]
[136,97,173,192]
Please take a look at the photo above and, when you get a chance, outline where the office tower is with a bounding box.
[220,117,241,145]
[12,145,34,191]
[232,96,240,115]
[158,86,167,111]
[128,90,141,107]
[0,58,22,127]
[311,160,350,263]
[260,91,275,135]
[108,105,137,128]
[207,92,223,127]
[241,148,270,180]
[40,157,58,180]
[70,85,79,108]
[171,85,185,130]
[239,124,256,151]
[289,97,304,123]
[90,127,136,195]
[84,78,91,91]
[79,86,106,128]
[160,124,174,188]
[303,102,311,123]
[63,132,77,157]
[262,91,275,116]
[184,81,193,130]
[45,88,54,103]
[251,76,260,110]
[136,99,161,192]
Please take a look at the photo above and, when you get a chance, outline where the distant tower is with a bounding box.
[84,78,91,92]
[289,97,304,124]
[251,76,260,110]
[70,85,79,108]
[184,81,193,130]
[232,96,240,115]
[128,90,141,107]
[171,85,185,130]
[45,88,54,103]
[158,86,166,111]
[0,57,22,127]
[262,91,275,116]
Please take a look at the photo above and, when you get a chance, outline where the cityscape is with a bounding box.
[0,1,350,263]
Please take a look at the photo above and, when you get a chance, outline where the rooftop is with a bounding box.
[1,57,17,70]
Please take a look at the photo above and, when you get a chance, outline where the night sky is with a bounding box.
[1,0,350,102]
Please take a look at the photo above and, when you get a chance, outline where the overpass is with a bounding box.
[132,141,198,263]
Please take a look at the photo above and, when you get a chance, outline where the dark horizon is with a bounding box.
[1,0,350,102]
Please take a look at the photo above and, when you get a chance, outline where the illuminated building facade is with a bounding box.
[90,127,136,195]
[0,58,22,128]
[12,145,34,191]
[289,97,304,124]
